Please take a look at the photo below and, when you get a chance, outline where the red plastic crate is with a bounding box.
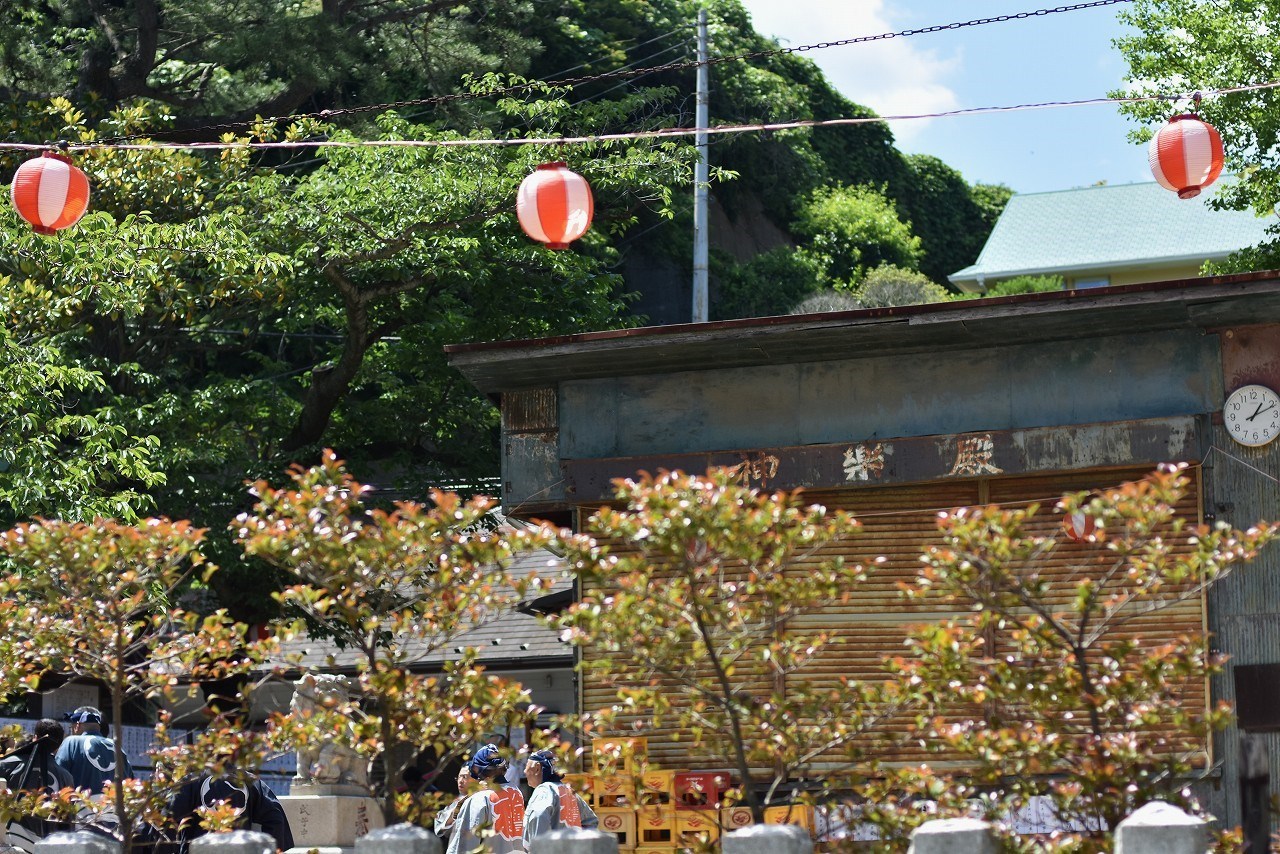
[673,770,733,810]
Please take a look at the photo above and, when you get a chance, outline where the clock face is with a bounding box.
[1224,384,1280,447]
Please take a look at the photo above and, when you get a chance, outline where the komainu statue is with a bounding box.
[290,673,369,790]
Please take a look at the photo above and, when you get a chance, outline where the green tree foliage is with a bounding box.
[895,155,1005,286]
[236,451,559,823]
[793,185,923,286]
[0,0,539,126]
[0,328,163,527]
[520,0,1006,319]
[1115,0,1280,270]
[0,516,273,852]
[862,467,1277,850]
[0,90,691,615]
[954,273,1065,300]
[712,247,824,320]
[557,469,899,821]
[788,289,862,315]
[853,264,952,308]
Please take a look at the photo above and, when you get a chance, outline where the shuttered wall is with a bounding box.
[578,467,1206,773]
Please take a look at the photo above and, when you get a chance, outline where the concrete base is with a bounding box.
[280,795,385,850]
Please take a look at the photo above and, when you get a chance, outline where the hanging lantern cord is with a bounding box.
[1191,91,1202,113]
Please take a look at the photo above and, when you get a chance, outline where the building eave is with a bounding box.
[446,270,1280,393]
[948,251,1238,286]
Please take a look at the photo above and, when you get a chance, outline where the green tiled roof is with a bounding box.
[950,180,1275,284]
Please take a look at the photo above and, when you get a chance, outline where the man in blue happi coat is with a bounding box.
[54,707,134,794]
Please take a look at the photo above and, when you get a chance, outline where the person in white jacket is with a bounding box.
[434,766,474,841]
[521,750,597,849]
[445,745,525,854]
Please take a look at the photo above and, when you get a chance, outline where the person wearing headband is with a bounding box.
[444,744,525,854]
[54,707,135,794]
[521,749,596,848]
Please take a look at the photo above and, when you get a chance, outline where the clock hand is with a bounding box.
[1248,401,1264,420]
[1248,403,1277,422]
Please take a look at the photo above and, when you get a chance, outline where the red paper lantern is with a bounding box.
[1062,511,1097,543]
[10,151,90,235]
[516,162,593,249]
[1148,114,1224,199]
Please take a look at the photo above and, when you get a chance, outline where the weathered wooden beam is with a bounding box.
[561,416,1199,501]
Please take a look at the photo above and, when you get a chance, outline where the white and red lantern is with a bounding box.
[516,162,593,249]
[1062,511,1097,543]
[10,151,90,235]
[1148,114,1224,199]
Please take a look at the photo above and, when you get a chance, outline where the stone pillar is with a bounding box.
[527,828,617,854]
[907,818,997,854]
[722,823,813,854]
[279,793,385,850]
[191,830,277,854]
[32,832,120,854]
[1114,801,1208,854]
[355,824,441,854]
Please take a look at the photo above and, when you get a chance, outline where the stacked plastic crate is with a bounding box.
[579,738,821,849]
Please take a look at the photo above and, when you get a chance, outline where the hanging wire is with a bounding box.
[14,79,1276,155]
[90,0,1137,145]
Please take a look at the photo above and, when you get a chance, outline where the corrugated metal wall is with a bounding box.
[1204,424,1280,830]
[578,467,1206,777]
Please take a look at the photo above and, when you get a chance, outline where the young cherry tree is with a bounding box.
[235,451,560,824]
[866,466,1278,851]
[557,469,901,821]
[0,517,272,853]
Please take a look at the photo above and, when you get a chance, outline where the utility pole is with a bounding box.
[692,7,710,323]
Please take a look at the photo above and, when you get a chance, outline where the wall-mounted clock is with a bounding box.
[1224,384,1280,447]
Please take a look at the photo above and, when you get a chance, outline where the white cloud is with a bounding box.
[738,0,962,146]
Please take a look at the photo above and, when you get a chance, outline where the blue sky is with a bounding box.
[735,0,1154,194]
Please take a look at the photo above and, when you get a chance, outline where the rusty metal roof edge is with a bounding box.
[445,270,1280,362]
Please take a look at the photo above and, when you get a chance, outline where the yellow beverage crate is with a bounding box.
[763,804,816,837]
[593,774,637,807]
[592,736,648,772]
[639,769,674,805]
[719,806,754,832]
[564,774,596,806]
[636,805,676,846]
[596,807,638,849]
[676,810,722,846]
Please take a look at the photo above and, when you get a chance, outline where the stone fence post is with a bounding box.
[190,829,276,854]
[907,817,997,854]
[33,832,119,854]
[527,828,617,854]
[356,823,442,854]
[721,823,813,854]
[1114,801,1209,854]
